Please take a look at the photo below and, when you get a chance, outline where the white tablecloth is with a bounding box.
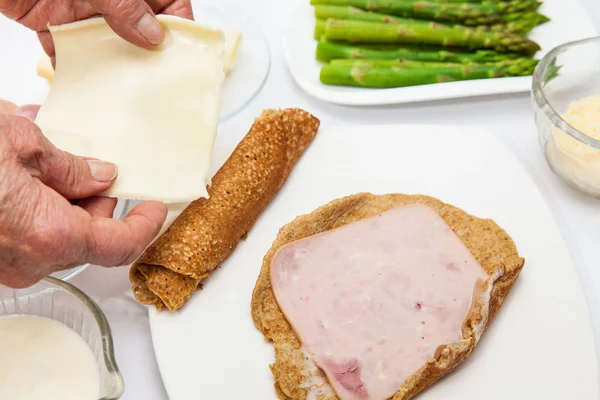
[58,0,600,398]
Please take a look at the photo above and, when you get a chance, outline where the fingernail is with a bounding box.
[136,13,165,45]
[87,159,118,182]
[15,106,37,121]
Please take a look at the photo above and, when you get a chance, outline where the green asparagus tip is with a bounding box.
[537,14,551,26]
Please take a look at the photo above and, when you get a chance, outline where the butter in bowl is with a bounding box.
[533,36,600,198]
[0,277,124,400]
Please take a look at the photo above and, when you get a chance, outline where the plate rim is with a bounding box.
[189,0,272,122]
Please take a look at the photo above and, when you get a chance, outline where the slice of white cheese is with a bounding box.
[222,29,242,73]
[36,27,242,83]
[36,52,54,82]
[34,15,225,203]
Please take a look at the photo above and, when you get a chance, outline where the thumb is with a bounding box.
[88,0,165,47]
[40,153,119,199]
[10,117,118,199]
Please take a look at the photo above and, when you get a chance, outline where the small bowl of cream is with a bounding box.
[0,277,124,400]
[533,36,600,198]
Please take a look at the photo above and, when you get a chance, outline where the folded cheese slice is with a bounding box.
[36,53,53,83]
[36,28,242,83]
[222,29,242,73]
[35,15,225,202]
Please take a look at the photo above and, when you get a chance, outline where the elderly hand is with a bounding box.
[0,101,167,288]
[0,0,193,61]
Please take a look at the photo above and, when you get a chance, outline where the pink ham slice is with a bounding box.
[270,204,489,400]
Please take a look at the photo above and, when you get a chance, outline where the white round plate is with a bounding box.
[191,0,271,121]
[0,1,270,122]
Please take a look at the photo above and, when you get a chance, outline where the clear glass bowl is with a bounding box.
[0,277,124,400]
[532,36,600,198]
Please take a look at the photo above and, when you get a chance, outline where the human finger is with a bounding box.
[0,0,35,20]
[15,104,40,121]
[146,0,194,19]
[77,197,118,218]
[0,100,17,115]
[84,201,167,267]
[37,31,55,60]
[88,0,165,47]
[8,117,118,199]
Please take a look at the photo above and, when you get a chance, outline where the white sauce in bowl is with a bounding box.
[0,315,100,400]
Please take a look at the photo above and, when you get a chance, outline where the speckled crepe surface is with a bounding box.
[251,193,525,400]
[130,108,320,311]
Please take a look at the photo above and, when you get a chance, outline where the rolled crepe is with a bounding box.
[130,109,320,311]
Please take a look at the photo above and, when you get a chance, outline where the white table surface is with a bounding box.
[39,0,600,398]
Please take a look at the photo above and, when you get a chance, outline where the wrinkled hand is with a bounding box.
[0,0,193,61]
[0,101,167,288]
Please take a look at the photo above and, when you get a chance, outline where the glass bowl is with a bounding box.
[532,36,600,198]
[0,276,124,400]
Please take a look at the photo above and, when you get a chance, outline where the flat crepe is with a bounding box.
[130,108,320,311]
[35,15,225,202]
[251,193,525,400]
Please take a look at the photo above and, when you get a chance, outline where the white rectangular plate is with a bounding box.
[283,0,598,105]
[149,124,599,400]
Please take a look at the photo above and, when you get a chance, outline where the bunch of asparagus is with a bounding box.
[312,0,548,88]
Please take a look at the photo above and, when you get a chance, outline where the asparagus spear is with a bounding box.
[466,12,550,34]
[315,4,411,23]
[315,18,326,39]
[316,0,543,13]
[319,58,539,87]
[423,0,526,3]
[323,19,541,54]
[330,58,463,68]
[328,58,536,69]
[439,10,545,26]
[314,6,549,34]
[316,40,526,63]
[310,0,541,25]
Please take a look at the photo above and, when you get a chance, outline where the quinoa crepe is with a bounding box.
[130,108,320,311]
[251,193,525,400]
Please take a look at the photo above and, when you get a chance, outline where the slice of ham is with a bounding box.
[270,204,489,400]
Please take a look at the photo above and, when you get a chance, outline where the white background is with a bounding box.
[2,0,600,398]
